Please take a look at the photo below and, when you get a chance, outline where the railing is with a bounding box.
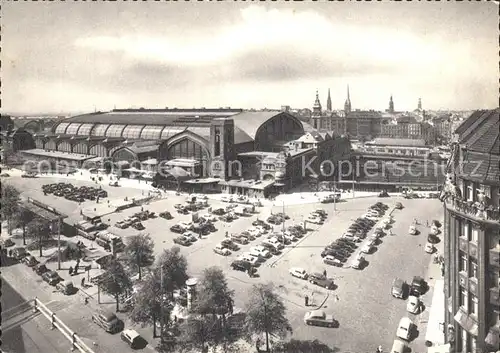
[444,197,500,223]
[33,298,96,353]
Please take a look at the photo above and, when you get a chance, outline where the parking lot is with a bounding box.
[4,173,443,352]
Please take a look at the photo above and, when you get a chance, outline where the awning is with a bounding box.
[454,308,468,328]
[165,159,200,168]
[485,327,500,347]
[142,158,158,165]
[273,183,286,187]
[183,178,220,184]
[124,167,142,173]
[115,161,129,166]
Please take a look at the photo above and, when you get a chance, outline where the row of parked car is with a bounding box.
[115,210,157,230]
[42,182,107,202]
[170,217,218,246]
[228,211,321,273]
[6,247,75,294]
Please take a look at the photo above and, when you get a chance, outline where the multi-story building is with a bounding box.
[440,108,500,353]
[381,119,436,145]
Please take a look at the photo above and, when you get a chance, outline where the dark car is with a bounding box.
[160,211,173,220]
[177,208,189,215]
[132,222,145,231]
[252,219,266,227]
[33,263,49,275]
[170,225,184,233]
[323,256,343,267]
[231,260,253,272]
[22,255,39,267]
[173,237,191,246]
[427,234,440,244]
[267,216,281,225]
[336,238,357,247]
[308,273,335,290]
[221,239,239,251]
[260,243,281,255]
[42,270,62,285]
[410,276,427,296]
[212,208,225,216]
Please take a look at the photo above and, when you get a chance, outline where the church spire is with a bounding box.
[389,95,395,113]
[344,85,351,115]
[313,90,322,112]
[326,88,332,111]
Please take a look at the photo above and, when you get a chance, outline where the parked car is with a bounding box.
[396,317,413,341]
[424,242,435,254]
[132,222,145,231]
[22,255,39,267]
[121,329,142,349]
[170,224,184,233]
[360,243,374,254]
[289,267,308,280]
[12,247,28,260]
[408,226,418,235]
[0,238,15,247]
[56,280,76,295]
[221,239,239,251]
[42,270,62,285]
[303,310,336,328]
[173,237,191,246]
[427,234,439,244]
[410,276,427,297]
[33,263,49,275]
[391,340,407,353]
[250,246,271,258]
[306,216,323,224]
[308,273,335,289]
[92,311,121,333]
[392,278,406,299]
[323,255,343,267]
[350,256,365,269]
[231,235,249,245]
[231,260,253,272]
[238,253,259,266]
[395,202,404,209]
[406,296,420,314]
[182,231,198,242]
[159,211,173,220]
[213,245,231,256]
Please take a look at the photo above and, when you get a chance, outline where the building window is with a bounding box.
[460,254,468,272]
[469,260,477,279]
[471,337,476,353]
[467,183,474,202]
[461,328,468,353]
[471,228,478,243]
[460,289,468,311]
[461,222,469,239]
[469,295,478,316]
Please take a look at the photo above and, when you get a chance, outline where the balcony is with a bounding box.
[444,197,500,224]
[469,277,478,296]
[490,248,500,268]
[459,271,468,288]
[469,242,478,258]
[459,237,468,253]
[490,287,500,306]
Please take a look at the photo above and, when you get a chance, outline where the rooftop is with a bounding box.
[21,149,95,161]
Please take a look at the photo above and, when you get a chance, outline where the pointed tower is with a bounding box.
[389,95,394,114]
[326,88,332,112]
[312,90,322,129]
[344,85,351,115]
[418,98,422,110]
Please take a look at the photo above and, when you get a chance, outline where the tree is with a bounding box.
[274,339,338,353]
[129,272,169,338]
[244,283,292,353]
[99,259,133,312]
[17,208,33,245]
[26,217,51,257]
[186,267,235,352]
[124,233,155,280]
[177,315,220,353]
[155,246,189,298]
[1,184,20,235]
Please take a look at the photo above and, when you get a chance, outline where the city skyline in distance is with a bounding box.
[2,2,497,114]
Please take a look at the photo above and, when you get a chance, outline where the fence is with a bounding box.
[33,298,97,353]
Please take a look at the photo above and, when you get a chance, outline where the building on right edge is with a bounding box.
[440,108,500,353]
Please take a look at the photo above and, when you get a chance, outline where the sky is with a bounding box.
[1,2,498,114]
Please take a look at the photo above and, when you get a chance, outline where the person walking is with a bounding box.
[304,295,309,307]
[81,277,85,287]
[69,266,73,276]
[323,269,327,278]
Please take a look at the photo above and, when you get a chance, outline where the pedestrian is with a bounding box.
[198,232,202,239]
[441,264,445,277]
[69,266,73,276]
[426,220,429,227]
[304,295,309,307]
[84,297,89,305]
[225,231,228,238]
[377,345,383,353]
[8,249,13,258]
[323,269,327,278]
[81,277,85,287]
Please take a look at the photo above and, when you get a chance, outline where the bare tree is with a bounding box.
[99,259,132,312]
[26,217,51,257]
[1,184,20,235]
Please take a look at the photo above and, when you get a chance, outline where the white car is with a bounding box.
[255,226,268,234]
[239,253,259,266]
[396,317,413,340]
[178,221,192,230]
[360,243,373,254]
[366,238,377,247]
[249,246,270,259]
[182,231,198,242]
[192,194,208,200]
[248,228,262,238]
[406,296,420,314]
[424,242,435,254]
[282,231,296,242]
[381,217,392,225]
[220,196,232,203]
[307,216,323,224]
[263,237,284,249]
[409,226,418,235]
[213,245,231,256]
[289,267,308,279]
[363,214,379,221]
[430,226,440,236]
[201,213,217,222]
